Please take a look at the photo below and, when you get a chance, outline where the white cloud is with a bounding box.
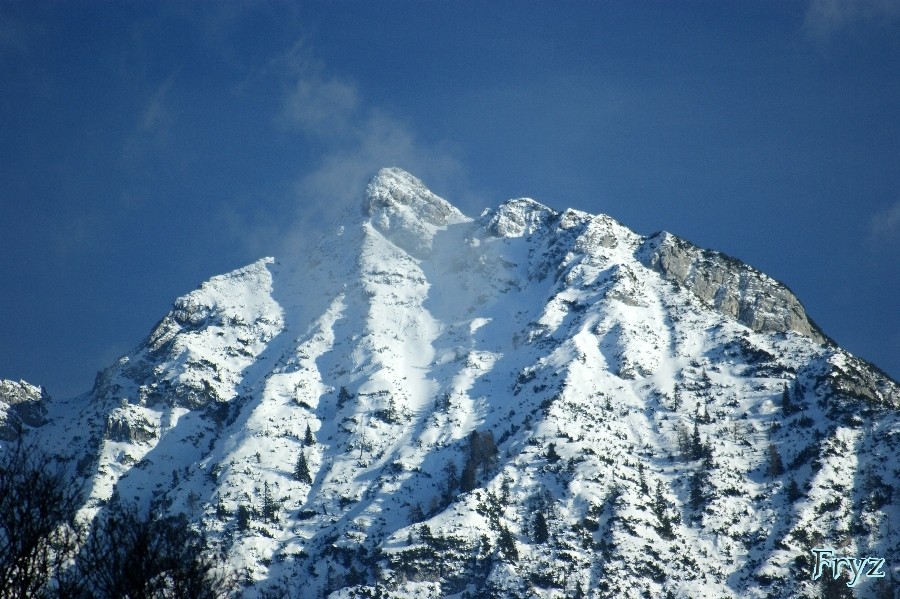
[804,0,900,38]
[141,75,176,133]
[123,74,178,167]
[870,199,900,242]
[250,44,468,257]
[282,74,360,138]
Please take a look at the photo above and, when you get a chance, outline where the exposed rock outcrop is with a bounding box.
[0,379,49,441]
[638,231,827,342]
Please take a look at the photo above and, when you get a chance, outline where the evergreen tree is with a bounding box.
[460,459,477,493]
[215,495,228,521]
[652,480,676,540]
[497,526,518,562]
[443,461,459,500]
[409,503,426,524]
[261,482,277,523]
[689,470,705,513]
[236,504,251,531]
[337,386,352,409]
[786,478,802,503]
[691,420,704,460]
[480,534,492,556]
[304,424,316,446]
[532,511,549,544]
[638,463,649,495]
[671,384,681,412]
[460,430,498,492]
[546,442,561,464]
[781,384,794,414]
[768,444,784,477]
[702,436,714,469]
[295,452,312,484]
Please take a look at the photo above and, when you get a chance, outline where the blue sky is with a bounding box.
[1,1,898,397]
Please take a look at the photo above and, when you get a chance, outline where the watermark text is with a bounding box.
[811,547,885,588]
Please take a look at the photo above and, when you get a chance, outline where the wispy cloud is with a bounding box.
[249,43,468,256]
[140,74,176,133]
[281,70,360,138]
[804,0,900,38]
[123,73,179,169]
[870,198,900,242]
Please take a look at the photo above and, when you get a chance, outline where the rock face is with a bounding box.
[638,231,827,342]
[14,169,900,599]
[0,379,48,441]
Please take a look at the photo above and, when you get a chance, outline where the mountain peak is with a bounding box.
[480,197,556,238]
[364,167,466,226]
[363,167,470,257]
[14,169,900,599]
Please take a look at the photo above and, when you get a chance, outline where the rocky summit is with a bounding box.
[5,168,900,598]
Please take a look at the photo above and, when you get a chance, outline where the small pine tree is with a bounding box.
[419,524,434,545]
[653,480,676,540]
[480,534,492,556]
[460,460,477,493]
[443,462,459,500]
[574,582,587,599]
[691,420,704,461]
[261,482,277,523]
[295,452,312,484]
[786,478,802,503]
[768,444,784,477]
[409,503,426,524]
[546,442,561,464]
[236,504,251,531]
[337,386,352,409]
[702,436,714,469]
[304,424,316,446]
[460,430,499,492]
[689,470,705,513]
[781,384,791,412]
[215,494,228,521]
[533,511,549,544]
[498,526,518,562]
[638,463,649,495]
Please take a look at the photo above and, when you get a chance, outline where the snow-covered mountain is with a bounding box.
[20,168,900,597]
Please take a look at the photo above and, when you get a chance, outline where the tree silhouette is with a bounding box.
[77,500,238,598]
[294,452,312,484]
[546,442,561,464]
[236,505,251,532]
[0,440,82,598]
[768,444,784,477]
[532,511,549,544]
[261,482,278,523]
[652,480,677,540]
[460,430,498,492]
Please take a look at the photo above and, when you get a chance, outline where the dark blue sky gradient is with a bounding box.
[2,1,898,397]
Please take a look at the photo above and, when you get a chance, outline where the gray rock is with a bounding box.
[0,379,49,441]
[637,232,827,342]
